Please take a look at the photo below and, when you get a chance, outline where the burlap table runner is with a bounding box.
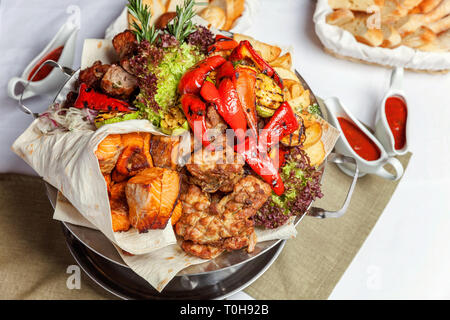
[0,153,411,299]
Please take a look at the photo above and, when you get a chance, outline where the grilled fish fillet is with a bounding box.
[126,167,180,232]
[95,134,123,175]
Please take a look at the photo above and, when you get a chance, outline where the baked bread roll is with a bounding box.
[199,6,226,29]
[401,26,437,47]
[341,12,384,46]
[419,0,443,13]
[397,0,450,35]
[326,8,355,25]
[381,23,402,47]
[328,0,385,12]
[128,0,165,27]
[427,14,450,33]
[417,29,450,50]
[381,0,423,24]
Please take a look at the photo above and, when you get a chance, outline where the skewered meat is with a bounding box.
[181,241,224,259]
[186,146,244,193]
[175,176,272,259]
[95,134,123,175]
[112,30,137,74]
[112,30,137,60]
[206,105,227,132]
[100,64,138,99]
[79,61,111,90]
[115,132,153,177]
[126,167,180,232]
[150,135,180,170]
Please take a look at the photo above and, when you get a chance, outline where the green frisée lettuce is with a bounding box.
[152,43,201,109]
[133,42,204,134]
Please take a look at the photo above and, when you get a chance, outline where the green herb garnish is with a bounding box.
[308,103,321,116]
[166,0,197,42]
[127,0,159,43]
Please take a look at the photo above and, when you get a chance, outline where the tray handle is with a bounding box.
[307,153,359,219]
[18,60,75,119]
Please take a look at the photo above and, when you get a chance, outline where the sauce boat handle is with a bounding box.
[307,153,359,219]
[18,60,75,119]
[389,66,404,92]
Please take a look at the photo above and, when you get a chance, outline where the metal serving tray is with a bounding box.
[21,59,358,298]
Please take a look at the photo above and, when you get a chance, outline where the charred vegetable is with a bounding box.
[280,115,305,147]
[229,40,283,89]
[255,73,284,118]
[94,111,140,128]
[74,83,136,113]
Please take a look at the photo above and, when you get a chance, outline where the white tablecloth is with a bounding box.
[0,0,449,299]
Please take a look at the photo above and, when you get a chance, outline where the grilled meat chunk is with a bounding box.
[175,176,272,259]
[206,105,227,132]
[186,146,244,193]
[112,30,137,74]
[79,60,111,90]
[100,64,138,99]
[112,30,137,60]
[181,241,224,259]
[150,135,180,170]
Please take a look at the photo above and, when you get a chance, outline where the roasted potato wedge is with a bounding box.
[288,89,310,112]
[273,67,300,83]
[303,122,323,148]
[299,111,317,128]
[270,52,292,69]
[290,82,303,99]
[283,79,304,100]
[233,34,282,62]
[304,140,325,167]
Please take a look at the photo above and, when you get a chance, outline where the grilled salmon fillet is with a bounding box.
[95,134,123,174]
[110,198,131,232]
[126,167,180,232]
[115,132,153,176]
[152,169,180,229]
[150,135,180,170]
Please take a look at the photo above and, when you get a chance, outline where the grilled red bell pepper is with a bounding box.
[215,60,235,83]
[269,146,287,171]
[229,40,283,89]
[237,137,285,196]
[233,65,259,140]
[207,35,239,54]
[259,101,299,150]
[178,55,226,95]
[180,93,211,148]
[74,83,135,112]
[200,80,247,143]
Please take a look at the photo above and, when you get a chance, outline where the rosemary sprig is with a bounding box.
[166,0,197,42]
[127,0,159,43]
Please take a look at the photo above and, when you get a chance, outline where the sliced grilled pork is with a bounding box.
[100,64,138,99]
